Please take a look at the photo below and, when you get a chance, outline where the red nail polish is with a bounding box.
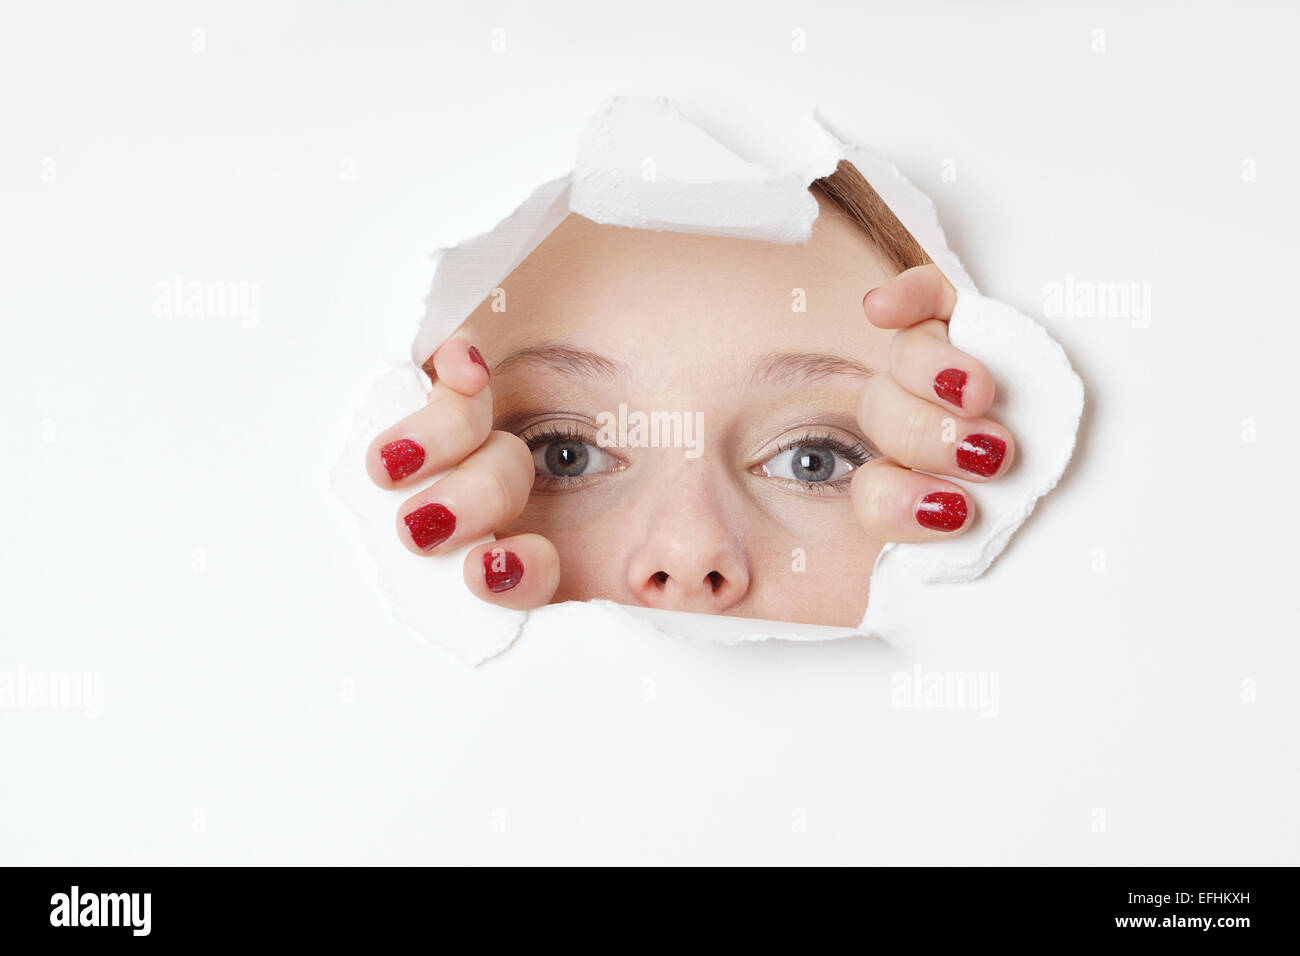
[379,439,425,482]
[916,492,968,531]
[956,433,1007,477]
[404,503,456,550]
[468,346,489,378]
[483,548,524,592]
[933,368,967,408]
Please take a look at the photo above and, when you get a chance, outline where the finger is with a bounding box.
[396,430,533,555]
[890,319,996,417]
[423,326,491,397]
[858,374,1014,481]
[851,458,976,542]
[365,380,492,488]
[462,534,560,610]
[863,263,958,330]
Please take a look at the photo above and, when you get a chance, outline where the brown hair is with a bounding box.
[812,159,932,274]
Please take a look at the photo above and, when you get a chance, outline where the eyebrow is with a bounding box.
[748,351,873,385]
[489,343,872,385]
[490,343,632,381]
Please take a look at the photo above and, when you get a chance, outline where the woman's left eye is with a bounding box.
[758,443,859,484]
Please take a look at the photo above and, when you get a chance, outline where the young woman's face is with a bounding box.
[462,194,898,626]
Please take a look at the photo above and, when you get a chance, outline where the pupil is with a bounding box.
[545,440,589,476]
[792,446,835,482]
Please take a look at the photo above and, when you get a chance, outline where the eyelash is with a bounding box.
[519,424,872,494]
[518,423,613,490]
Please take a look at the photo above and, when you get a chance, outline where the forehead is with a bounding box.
[463,196,896,378]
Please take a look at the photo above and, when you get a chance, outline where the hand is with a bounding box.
[852,264,1014,540]
[364,331,561,609]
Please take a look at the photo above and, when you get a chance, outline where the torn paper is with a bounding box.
[332,96,1084,664]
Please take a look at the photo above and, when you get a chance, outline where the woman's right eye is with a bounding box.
[530,438,621,479]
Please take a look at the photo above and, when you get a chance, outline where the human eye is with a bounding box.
[519,421,626,490]
[752,431,872,494]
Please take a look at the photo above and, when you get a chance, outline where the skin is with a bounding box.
[365,192,1014,626]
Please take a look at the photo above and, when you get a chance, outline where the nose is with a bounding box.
[625,488,750,614]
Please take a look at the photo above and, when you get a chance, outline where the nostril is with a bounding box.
[651,571,669,588]
[706,570,724,593]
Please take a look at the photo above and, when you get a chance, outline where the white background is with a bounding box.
[2,0,1296,864]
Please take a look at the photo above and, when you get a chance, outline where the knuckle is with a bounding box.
[897,404,937,464]
[441,400,480,454]
[857,375,886,429]
[893,324,947,377]
[479,463,516,521]
[890,327,925,372]
[492,428,529,460]
[493,431,535,498]
[501,437,533,489]
[917,318,948,339]
[851,463,889,529]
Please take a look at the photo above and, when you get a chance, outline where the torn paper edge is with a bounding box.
[334,95,1084,664]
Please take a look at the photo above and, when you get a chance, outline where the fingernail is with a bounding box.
[933,368,967,408]
[915,492,968,531]
[379,439,425,482]
[468,346,489,378]
[483,548,524,592]
[956,433,1007,477]
[404,503,456,550]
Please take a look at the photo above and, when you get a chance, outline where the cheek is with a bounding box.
[743,506,883,623]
